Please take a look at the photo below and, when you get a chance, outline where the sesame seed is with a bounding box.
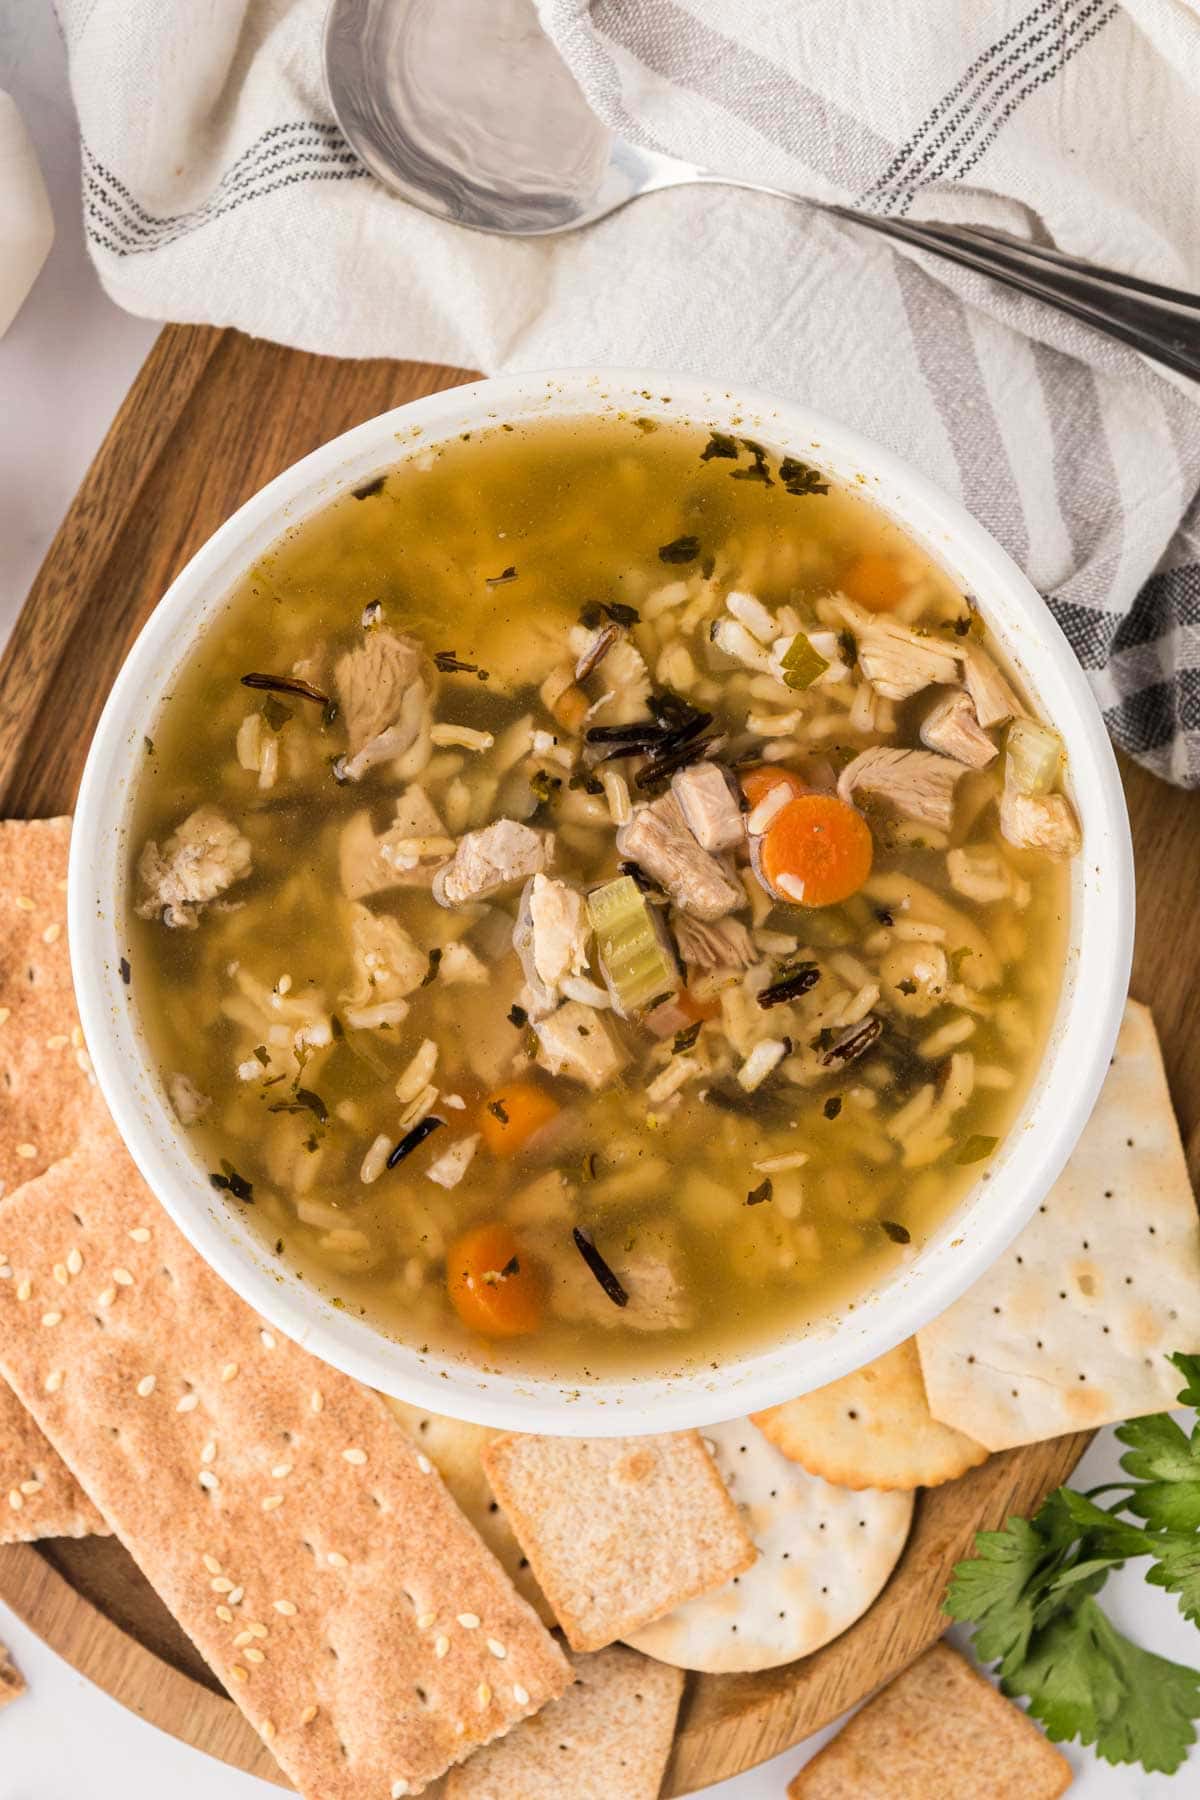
[112,1267,134,1286]
[228,1586,245,1606]
[230,1665,248,1685]
[234,1630,254,1648]
[310,1389,323,1413]
[0,1007,9,1024]
[212,1577,234,1594]
[97,1287,116,1307]
[46,1034,69,1050]
[216,1605,234,1624]
[416,1454,433,1475]
[392,1783,411,1798]
[475,1683,491,1709]
[44,1368,64,1393]
[42,923,61,944]
[271,1463,293,1480]
[454,1721,465,1737]
[203,1554,222,1575]
[129,1227,151,1244]
[260,1329,276,1349]
[487,1639,506,1660]
[0,1263,10,1280]
[300,1705,318,1726]
[222,1362,239,1382]
[341,1447,367,1465]
[273,1600,297,1616]
[416,1612,436,1630]
[20,1480,43,1496]
[327,1551,348,1568]
[16,1143,37,1161]
[136,1375,157,1397]
[66,1248,83,1275]
[14,897,33,911]
[201,1441,216,1464]
[41,1311,62,1328]
[435,1635,450,1659]
[7,1491,22,1511]
[71,1025,83,1048]
[457,1614,480,1630]
[75,1048,92,1075]
[248,1622,268,1639]
[53,1263,68,1284]
[245,1648,265,1665]
[16,1280,31,1301]
[512,1684,529,1706]
[261,1720,276,1743]
[176,1392,199,1412]
[198,1471,219,1491]
[261,1494,284,1512]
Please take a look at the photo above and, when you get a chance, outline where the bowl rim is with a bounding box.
[69,365,1134,1435]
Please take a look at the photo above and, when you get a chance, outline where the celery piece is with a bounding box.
[1005,717,1062,796]
[780,633,830,691]
[587,876,680,1016]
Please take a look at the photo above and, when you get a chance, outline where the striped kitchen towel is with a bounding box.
[58,0,1200,782]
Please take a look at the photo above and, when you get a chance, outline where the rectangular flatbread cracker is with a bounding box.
[0,817,111,1541]
[0,1133,570,1797]
[482,1431,756,1652]
[918,1000,1200,1451]
[788,1640,1071,1798]
[445,1644,684,1798]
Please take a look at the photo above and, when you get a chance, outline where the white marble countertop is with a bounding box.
[1,5,1197,1796]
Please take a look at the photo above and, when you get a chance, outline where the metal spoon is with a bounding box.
[324,0,1200,382]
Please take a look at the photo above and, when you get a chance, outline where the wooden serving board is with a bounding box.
[1,325,1197,1795]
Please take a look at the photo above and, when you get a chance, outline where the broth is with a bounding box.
[127,416,1073,1381]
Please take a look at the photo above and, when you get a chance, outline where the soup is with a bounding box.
[127,416,1077,1380]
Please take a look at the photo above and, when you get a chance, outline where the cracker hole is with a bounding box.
[847,1410,858,1421]
[71,1211,83,1227]
[328,1645,339,1660]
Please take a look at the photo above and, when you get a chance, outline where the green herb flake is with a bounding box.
[421,947,443,987]
[507,1003,529,1029]
[672,1021,702,1056]
[253,1045,270,1067]
[779,457,829,497]
[955,1134,998,1164]
[485,565,518,588]
[700,430,740,462]
[746,1177,773,1207]
[530,768,562,806]
[780,633,831,692]
[823,1095,843,1120]
[730,438,773,485]
[261,695,293,733]
[658,534,701,565]
[488,1098,510,1126]
[880,1219,911,1244]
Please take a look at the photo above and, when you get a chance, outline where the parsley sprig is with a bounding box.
[946,1353,1200,1773]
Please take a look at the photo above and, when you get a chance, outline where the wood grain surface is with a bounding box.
[0,324,1195,1795]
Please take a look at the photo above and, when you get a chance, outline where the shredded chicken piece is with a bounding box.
[838,746,967,833]
[426,1133,480,1190]
[136,806,252,928]
[671,761,745,853]
[880,942,949,1018]
[671,912,756,971]
[513,874,590,1018]
[947,845,1011,904]
[168,1072,211,1124]
[1000,788,1082,859]
[532,1000,626,1091]
[439,940,488,985]
[531,1221,693,1332]
[960,640,1023,728]
[616,793,743,922]
[334,629,431,780]
[433,819,552,907]
[836,598,960,699]
[919,689,997,769]
[338,791,453,898]
[341,902,427,1005]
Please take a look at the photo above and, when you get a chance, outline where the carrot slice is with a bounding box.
[740,765,807,811]
[760,794,873,908]
[480,1081,560,1157]
[842,552,906,612]
[447,1222,541,1337]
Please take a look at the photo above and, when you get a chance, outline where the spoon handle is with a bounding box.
[824,205,1200,383]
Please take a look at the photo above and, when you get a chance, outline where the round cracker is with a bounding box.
[383,1397,555,1623]
[623,1417,913,1673]
[752,1338,988,1490]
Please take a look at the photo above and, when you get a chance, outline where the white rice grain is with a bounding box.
[396,1039,438,1104]
[430,724,494,752]
[601,769,632,827]
[360,1133,392,1185]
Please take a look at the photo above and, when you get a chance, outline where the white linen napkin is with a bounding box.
[55,0,1200,783]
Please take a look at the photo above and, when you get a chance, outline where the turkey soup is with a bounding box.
[127,417,1077,1380]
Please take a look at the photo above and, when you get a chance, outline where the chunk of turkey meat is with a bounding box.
[835,598,960,699]
[168,1072,211,1124]
[960,640,1023,728]
[671,761,745,853]
[571,628,651,726]
[530,1221,692,1332]
[433,819,552,907]
[136,806,252,928]
[532,1000,626,1091]
[334,630,432,781]
[616,793,743,922]
[838,746,967,833]
[919,689,997,769]
[671,912,756,972]
[341,902,428,1005]
[513,874,590,1018]
[946,845,1011,904]
[339,785,452,899]
[880,941,949,1018]
[1000,788,1082,859]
